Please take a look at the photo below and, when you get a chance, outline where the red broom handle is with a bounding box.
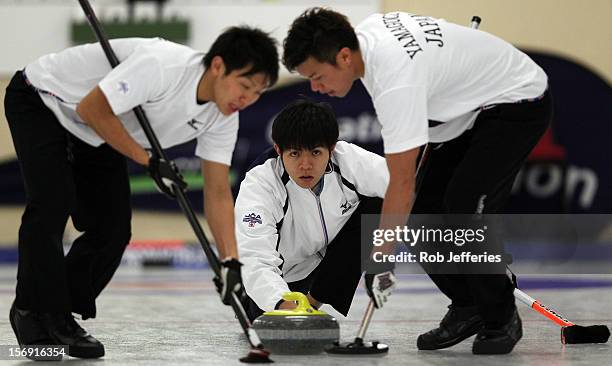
[514,288,574,327]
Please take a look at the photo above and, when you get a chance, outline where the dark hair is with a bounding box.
[204,26,279,86]
[272,100,339,152]
[283,7,358,71]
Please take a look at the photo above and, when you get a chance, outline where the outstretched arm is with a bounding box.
[380,147,420,233]
[201,159,238,259]
[365,147,420,308]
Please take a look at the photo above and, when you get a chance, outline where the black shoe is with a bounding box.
[472,309,522,354]
[39,312,105,359]
[417,304,484,350]
[9,301,61,361]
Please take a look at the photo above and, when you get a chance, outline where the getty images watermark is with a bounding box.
[371,224,503,264]
[361,214,612,275]
[360,214,513,275]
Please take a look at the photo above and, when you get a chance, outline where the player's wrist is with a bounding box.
[221,247,239,260]
[137,148,151,167]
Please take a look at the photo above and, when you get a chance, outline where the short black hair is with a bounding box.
[283,7,358,71]
[204,26,279,86]
[272,100,339,152]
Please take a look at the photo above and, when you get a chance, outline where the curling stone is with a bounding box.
[252,292,339,354]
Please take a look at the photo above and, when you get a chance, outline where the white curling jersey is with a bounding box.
[356,12,548,154]
[25,38,237,165]
[235,141,389,312]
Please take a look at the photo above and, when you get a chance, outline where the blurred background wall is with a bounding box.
[0,0,610,260]
[1,0,610,160]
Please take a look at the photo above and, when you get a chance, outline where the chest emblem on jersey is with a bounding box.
[117,81,130,95]
[340,200,353,215]
[187,119,204,130]
[243,213,263,227]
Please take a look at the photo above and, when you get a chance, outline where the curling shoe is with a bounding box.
[10,301,57,361]
[39,312,105,359]
[417,304,484,350]
[472,309,522,354]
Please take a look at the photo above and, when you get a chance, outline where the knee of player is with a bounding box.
[113,221,132,245]
[102,215,132,246]
[442,182,489,212]
[31,195,75,221]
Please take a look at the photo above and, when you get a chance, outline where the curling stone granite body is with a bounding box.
[253,313,339,354]
[251,292,340,354]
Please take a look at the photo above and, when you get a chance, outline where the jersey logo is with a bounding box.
[187,119,204,130]
[340,200,353,214]
[117,81,130,95]
[243,213,263,227]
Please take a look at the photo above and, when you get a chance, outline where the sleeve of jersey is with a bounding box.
[374,85,429,154]
[98,53,164,116]
[235,173,289,311]
[335,142,389,198]
[194,113,239,166]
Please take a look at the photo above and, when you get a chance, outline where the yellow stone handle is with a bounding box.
[262,291,327,316]
[282,292,315,313]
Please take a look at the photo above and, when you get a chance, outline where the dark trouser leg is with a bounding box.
[309,197,383,316]
[4,71,74,313]
[65,137,132,319]
[412,134,474,306]
[245,197,383,321]
[436,92,552,326]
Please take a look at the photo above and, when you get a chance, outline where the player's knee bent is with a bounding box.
[28,198,74,228]
[110,220,132,249]
[96,216,132,250]
[443,187,485,214]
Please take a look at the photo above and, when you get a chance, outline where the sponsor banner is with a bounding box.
[0,241,210,268]
[121,240,209,268]
[507,52,612,213]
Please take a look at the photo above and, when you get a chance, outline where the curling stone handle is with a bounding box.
[282,292,316,313]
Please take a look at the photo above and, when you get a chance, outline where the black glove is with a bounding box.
[147,152,187,199]
[364,271,396,309]
[213,258,243,305]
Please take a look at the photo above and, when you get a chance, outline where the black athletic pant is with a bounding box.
[412,91,553,328]
[245,197,383,321]
[4,71,132,319]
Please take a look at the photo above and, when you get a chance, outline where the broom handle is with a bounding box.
[355,300,376,341]
[76,0,263,350]
[514,288,574,327]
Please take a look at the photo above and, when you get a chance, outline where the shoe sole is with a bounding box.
[47,332,104,359]
[472,327,523,355]
[417,321,484,350]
